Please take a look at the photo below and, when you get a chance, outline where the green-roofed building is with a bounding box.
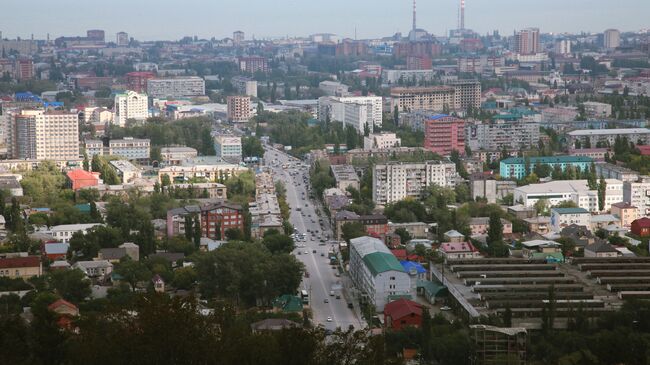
[272,294,303,313]
[350,236,411,312]
[500,156,593,179]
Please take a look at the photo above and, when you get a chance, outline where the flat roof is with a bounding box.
[567,128,650,136]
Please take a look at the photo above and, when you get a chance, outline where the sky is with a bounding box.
[0,0,648,41]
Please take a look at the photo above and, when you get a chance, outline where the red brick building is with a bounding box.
[384,299,423,330]
[424,114,465,156]
[239,56,269,74]
[406,56,432,70]
[631,217,650,237]
[66,169,100,191]
[126,72,156,93]
[200,202,244,240]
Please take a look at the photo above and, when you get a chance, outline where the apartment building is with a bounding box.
[513,179,623,213]
[390,86,456,113]
[363,133,401,150]
[318,96,383,133]
[114,91,149,127]
[157,156,247,184]
[465,119,540,151]
[214,135,242,160]
[85,138,150,161]
[582,102,612,118]
[372,160,458,205]
[230,76,258,97]
[447,80,481,111]
[227,96,252,122]
[423,114,465,156]
[330,164,360,191]
[7,110,79,160]
[567,128,650,147]
[238,56,269,73]
[500,156,593,180]
[160,147,198,165]
[623,178,650,217]
[514,28,540,55]
[146,77,205,98]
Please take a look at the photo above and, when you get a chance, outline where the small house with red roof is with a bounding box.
[48,299,79,330]
[637,145,650,156]
[66,169,100,191]
[438,241,481,260]
[631,217,650,237]
[384,298,423,330]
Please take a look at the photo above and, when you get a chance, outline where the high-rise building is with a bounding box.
[230,76,258,97]
[8,110,79,160]
[114,91,149,127]
[126,72,156,93]
[515,28,540,55]
[14,58,34,80]
[227,96,252,122]
[116,32,129,46]
[391,81,481,113]
[318,96,383,133]
[554,39,572,55]
[448,80,481,111]
[233,31,245,45]
[372,160,458,204]
[86,29,105,42]
[238,56,269,74]
[604,29,620,49]
[465,120,540,151]
[146,77,206,98]
[423,114,465,156]
[406,55,432,70]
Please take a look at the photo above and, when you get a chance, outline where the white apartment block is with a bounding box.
[624,178,650,217]
[567,128,650,147]
[85,138,150,161]
[582,102,612,118]
[160,147,198,165]
[372,160,459,205]
[465,120,540,151]
[146,77,205,98]
[391,81,481,113]
[364,133,401,150]
[318,96,383,133]
[318,80,350,96]
[382,69,436,84]
[513,179,624,213]
[8,110,79,161]
[114,91,149,127]
[550,208,591,232]
[214,135,242,159]
[349,236,411,311]
[230,76,258,97]
[50,223,104,243]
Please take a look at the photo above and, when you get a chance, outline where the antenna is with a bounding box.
[460,0,465,30]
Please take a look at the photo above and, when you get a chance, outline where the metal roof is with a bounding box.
[362,252,405,276]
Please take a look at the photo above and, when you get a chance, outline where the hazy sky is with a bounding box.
[1,0,648,41]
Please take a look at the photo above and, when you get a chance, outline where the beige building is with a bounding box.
[611,202,638,228]
[7,110,79,161]
[0,255,42,279]
[469,217,513,236]
[158,156,247,183]
[227,96,252,122]
[390,81,480,113]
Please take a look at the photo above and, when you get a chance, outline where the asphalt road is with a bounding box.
[264,147,364,331]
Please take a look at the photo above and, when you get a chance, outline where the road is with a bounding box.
[264,147,364,331]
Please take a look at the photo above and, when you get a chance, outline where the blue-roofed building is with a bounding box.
[500,156,593,180]
[15,92,42,103]
[400,261,427,282]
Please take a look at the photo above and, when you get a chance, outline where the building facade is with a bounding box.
[513,179,624,213]
[423,114,465,156]
[114,91,149,127]
[318,96,383,133]
[372,160,458,205]
[7,110,79,161]
[465,120,540,151]
[147,77,206,98]
[227,96,252,122]
[500,156,593,180]
[214,135,242,159]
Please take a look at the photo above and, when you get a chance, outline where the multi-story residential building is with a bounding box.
[423,114,465,156]
[238,56,269,73]
[318,96,383,132]
[330,164,360,191]
[0,255,42,279]
[126,72,156,93]
[391,82,481,113]
[50,223,104,243]
[227,96,252,122]
[610,202,638,228]
[550,207,591,232]
[363,133,401,150]
[500,156,593,180]
[334,211,389,240]
[568,148,609,161]
[318,81,350,97]
[458,55,504,74]
[582,102,612,118]
[230,76,258,98]
[14,58,34,80]
[114,91,149,127]
[233,31,245,44]
[146,77,205,98]
[166,202,244,240]
[554,39,572,55]
[514,28,540,55]
[382,69,436,85]
[85,138,150,161]
[406,55,432,70]
[469,217,513,236]
[7,110,79,161]
[595,162,640,183]
[116,31,129,46]
[372,160,459,205]
[214,135,242,160]
[158,156,247,184]
[567,128,650,147]
[109,160,141,183]
[349,236,411,311]
[447,80,481,111]
[603,29,620,49]
[470,174,517,204]
[160,147,198,165]
[513,179,624,213]
[623,178,650,217]
[465,119,540,151]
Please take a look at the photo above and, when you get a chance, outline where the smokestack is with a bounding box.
[412,0,417,33]
[460,0,465,30]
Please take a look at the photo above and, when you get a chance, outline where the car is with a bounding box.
[335,272,340,277]
[304,251,309,254]
[312,250,317,253]
[320,253,325,256]
[324,298,329,303]
[326,317,333,322]
[347,302,354,309]
[329,291,335,296]
[336,295,341,300]
[440,306,452,311]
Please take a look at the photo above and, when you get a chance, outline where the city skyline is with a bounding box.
[0,0,648,41]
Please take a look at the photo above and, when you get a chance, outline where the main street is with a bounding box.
[264,147,365,331]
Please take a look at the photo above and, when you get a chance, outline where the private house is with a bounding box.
[73,260,113,278]
[250,319,300,333]
[438,242,481,260]
[610,202,638,228]
[550,208,591,232]
[383,298,423,330]
[584,242,620,258]
[0,255,42,279]
[43,242,69,261]
[66,169,100,191]
[631,217,650,237]
[469,217,513,236]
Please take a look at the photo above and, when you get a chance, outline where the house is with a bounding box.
[50,223,104,244]
[469,217,513,236]
[584,242,620,258]
[48,299,79,317]
[152,274,165,293]
[560,224,603,251]
[66,169,100,191]
[334,211,389,241]
[98,248,128,263]
[73,260,113,278]
[443,230,465,243]
[43,242,69,261]
[550,208,590,232]
[50,260,71,270]
[590,214,620,232]
[523,216,551,234]
[438,242,481,260]
[0,255,42,279]
[610,202,638,228]
[631,217,650,237]
[383,298,423,330]
[149,252,185,267]
[349,236,411,311]
[271,294,303,313]
[521,240,564,262]
[250,318,300,333]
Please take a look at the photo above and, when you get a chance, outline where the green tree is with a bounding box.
[263,232,295,254]
[341,222,366,243]
[487,213,503,245]
[48,269,91,303]
[394,228,412,244]
[597,176,607,211]
[114,258,152,292]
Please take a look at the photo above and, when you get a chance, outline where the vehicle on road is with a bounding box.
[312,250,316,253]
[326,317,332,322]
[336,295,341,299]
[440,306,452,311]
[347,302,353,309]
[329,291,335,296]
[323,298,329,303]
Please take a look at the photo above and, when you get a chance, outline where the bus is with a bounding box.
[300,290,309,304]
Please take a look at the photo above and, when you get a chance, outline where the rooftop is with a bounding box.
[551,207,590,215]
[567,128,650,136]
[362,252,405,276]
[501,156,594,165]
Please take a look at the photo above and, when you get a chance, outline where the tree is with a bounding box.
[394,228,412,244]
[115,258,152,292]
[48,269,91,303]
[225,228,244,241]
[263,232,295,254]
[193,215,201,248]
[534,199,550,216]
[341,222,367,243]
[487,213,503,245]
[184,215,193,241]
[597,176,607,211]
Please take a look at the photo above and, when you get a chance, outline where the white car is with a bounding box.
[440,306,452,311]
[326,317,333,322]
